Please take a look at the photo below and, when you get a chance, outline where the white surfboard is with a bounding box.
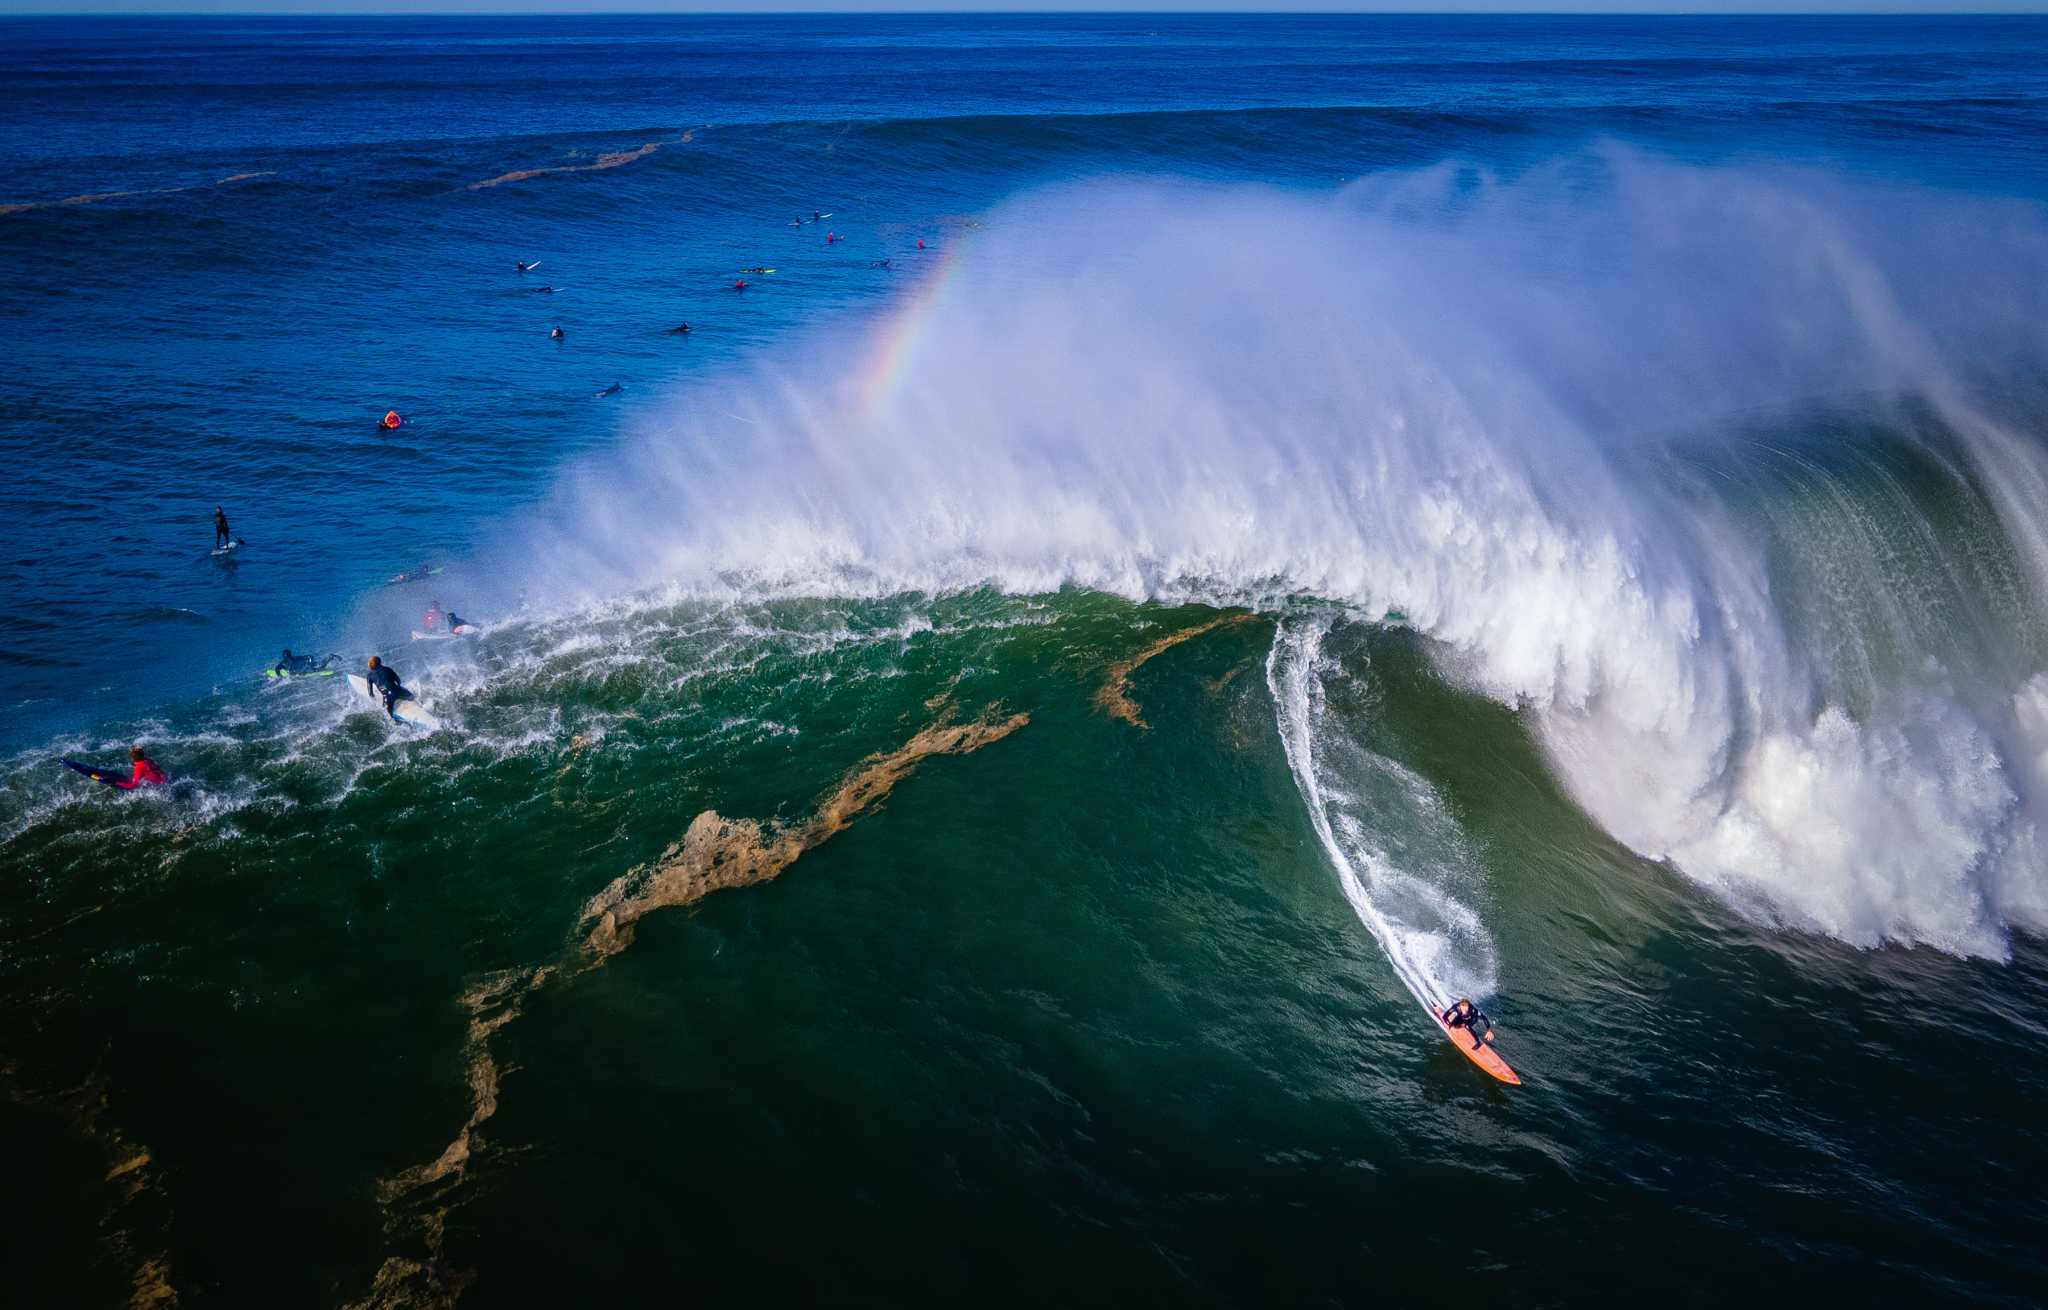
[346,673,439,728]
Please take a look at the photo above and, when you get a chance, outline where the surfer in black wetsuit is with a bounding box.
[364,655,408,715]
[214,506,231,549]
[668,321,691,335]
[1442,998,1495,1051]
[551,325,564,340]
[273,649,340,676]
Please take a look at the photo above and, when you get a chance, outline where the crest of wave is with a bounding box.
[541,146,2048,958]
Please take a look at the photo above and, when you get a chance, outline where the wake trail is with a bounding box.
[1266,614,1498,1011]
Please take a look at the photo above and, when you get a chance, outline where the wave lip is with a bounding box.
[533,147,2048,958]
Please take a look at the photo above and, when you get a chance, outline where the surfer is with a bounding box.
[1441,999,1496,1052]
[734,278,747,291]
[668,321,692,335]
[551,325,565,340]
[114,747,167,790]
[516,259,539,273]
[422,602,445,633]
[273,649,340,676]
[213,506,231,549]
[596,381,622,398]
[381,410,404,431]
[364,655,409,715]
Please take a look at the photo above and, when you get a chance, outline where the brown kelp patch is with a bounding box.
[0,170,273,217]
[0,1062,177,1309]
[466,131,692,191]
[578,707,1029,961]
[357,703,1027,1307]
[1094,613,1256,728]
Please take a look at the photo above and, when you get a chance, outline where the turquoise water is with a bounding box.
[5,15,2048,1308]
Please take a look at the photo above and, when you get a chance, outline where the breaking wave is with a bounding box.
[531,146,2048,960]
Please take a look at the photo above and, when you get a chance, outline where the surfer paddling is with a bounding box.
[85,747,166,789]
[273,649,341,676]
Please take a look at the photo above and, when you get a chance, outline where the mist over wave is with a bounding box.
[530,147,2048,961]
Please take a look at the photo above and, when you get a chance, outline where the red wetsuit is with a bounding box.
[115,759,167,790]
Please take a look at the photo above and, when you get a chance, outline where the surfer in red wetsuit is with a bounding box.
[115,747,167,790]
[1442,998,1495,1051]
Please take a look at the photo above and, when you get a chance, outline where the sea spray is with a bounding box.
[528,148,2048,956]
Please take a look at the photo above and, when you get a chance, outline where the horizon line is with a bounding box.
[8,5,2048,16]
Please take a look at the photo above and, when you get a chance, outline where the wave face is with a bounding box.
[1268,613,1496,1008]
[540,149,2048,958]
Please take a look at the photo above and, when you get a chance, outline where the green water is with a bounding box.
[6,587,2045,1307]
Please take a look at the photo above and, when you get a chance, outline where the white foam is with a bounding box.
[1267,614,1498,1005]
[518,150,2048,958]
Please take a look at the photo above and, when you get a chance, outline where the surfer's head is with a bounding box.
[1455,998,1472,1013]
[130,746,146,761]
[368,655,381,669]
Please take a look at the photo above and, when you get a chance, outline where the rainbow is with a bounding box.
[854,237,970,419]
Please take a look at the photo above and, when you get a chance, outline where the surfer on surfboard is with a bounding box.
[67,746,166,790]
[213,506,232,550]
[1441,998,1496,1052]
[273,649,341,677]
[363,655,410,716]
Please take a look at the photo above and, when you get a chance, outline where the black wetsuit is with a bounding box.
[1443,1004,1491,1050]
[214,510,231,548]
[275,651,339,675]
[364,664,407,713]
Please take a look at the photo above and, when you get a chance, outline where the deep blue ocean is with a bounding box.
[5,15,2048,1310]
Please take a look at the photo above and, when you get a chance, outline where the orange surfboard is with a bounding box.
[1427,1000,1521,1085]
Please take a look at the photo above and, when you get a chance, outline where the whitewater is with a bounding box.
[517,147,2048,968]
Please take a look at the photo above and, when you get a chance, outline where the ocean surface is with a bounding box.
[5,13,2048,1308]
